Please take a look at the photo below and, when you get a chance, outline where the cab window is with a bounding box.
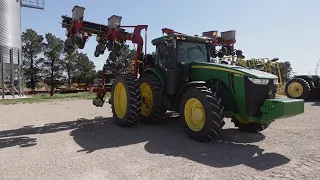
[176,41,208,63]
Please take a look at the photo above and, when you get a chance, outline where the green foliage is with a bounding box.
[269,61,293,82]
[104,44,136,76]
[21,29,99,90]
[63,49,78,85]
[279,61,293,82]
[72,52,96,83]
[22,29,44,90]
[41,33,65,92]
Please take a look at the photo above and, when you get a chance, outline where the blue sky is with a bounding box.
[21,0,320,75]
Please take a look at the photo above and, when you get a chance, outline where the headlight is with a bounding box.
[248,78,269,85]
[274,79,279,85]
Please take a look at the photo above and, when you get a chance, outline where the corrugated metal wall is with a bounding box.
[0,0,22,65]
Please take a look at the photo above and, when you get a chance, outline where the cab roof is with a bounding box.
[151,34,213,45]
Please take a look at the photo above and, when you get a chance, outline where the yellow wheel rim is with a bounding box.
[114,82,127,119]
[140,82,153,117]
[184,98,205,132]
[235,114,251,124]
[288,82,303,98]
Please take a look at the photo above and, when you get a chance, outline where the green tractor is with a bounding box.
[285,75,320,100]
[109,29,305,142]
[61,7,304,142]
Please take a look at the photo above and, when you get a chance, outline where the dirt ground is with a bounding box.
[0,99,320,180]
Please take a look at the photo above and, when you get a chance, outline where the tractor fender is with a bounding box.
[143,68,166,87]
[294,75,313,81]
[174,81,206,111]
[294,75,315,88]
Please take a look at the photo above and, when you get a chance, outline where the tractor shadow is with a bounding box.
[0,136,37,149]
[0,117,109,149]
[306,92,320,104]
[304,99,320,106]
[70,112,290,171]
[310,101,320,106]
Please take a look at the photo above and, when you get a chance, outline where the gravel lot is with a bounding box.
[0,99,320,180]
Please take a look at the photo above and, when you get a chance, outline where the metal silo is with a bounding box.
[0,0,45,99]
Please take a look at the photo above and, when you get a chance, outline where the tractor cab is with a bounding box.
[151,34,214,95]
[152,35,211,65]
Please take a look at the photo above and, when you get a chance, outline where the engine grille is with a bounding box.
[244,77,277,117]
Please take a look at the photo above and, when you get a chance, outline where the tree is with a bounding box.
[22,29,44,91]
[63,47,78,85]
[41,33,65,94]
[73,52,96,84]
[104,44,136,76]
[279,61,293,82]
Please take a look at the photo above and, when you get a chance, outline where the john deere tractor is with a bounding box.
[109,30,305,142]
[61,7,304,142]
[285,75,320,100]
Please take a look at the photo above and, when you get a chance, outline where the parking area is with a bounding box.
[0,99,320,180]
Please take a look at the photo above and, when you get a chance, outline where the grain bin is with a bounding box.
[0,0,45,98]
[0,0,21,65]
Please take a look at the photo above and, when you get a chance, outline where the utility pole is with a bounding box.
[316,59,320,75]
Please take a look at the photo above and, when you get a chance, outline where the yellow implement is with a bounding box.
[221,56,285,95]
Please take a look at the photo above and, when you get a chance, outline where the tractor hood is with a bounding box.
[191,62,278,79]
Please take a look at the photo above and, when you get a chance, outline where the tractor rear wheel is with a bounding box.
[139,73,166,124]
[231,114,270,133]
[180,86,225,142]
[111,74,141,127]
[285,78,311,100]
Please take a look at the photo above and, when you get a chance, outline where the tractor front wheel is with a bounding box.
[231,114,270,133]
[111,74,141,127]
[285,78,310,100]
[180,86,225,142]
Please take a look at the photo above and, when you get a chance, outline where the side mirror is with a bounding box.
[208,46,217,58]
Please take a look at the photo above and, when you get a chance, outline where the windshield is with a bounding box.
[176,41,208,63]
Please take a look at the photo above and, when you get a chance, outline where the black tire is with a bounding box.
[139,73,166,124]
[111,74,141,127]
[231,115,270,133]
[285,78,310,100]
[306,80,315,89]
[180,86,225,142]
